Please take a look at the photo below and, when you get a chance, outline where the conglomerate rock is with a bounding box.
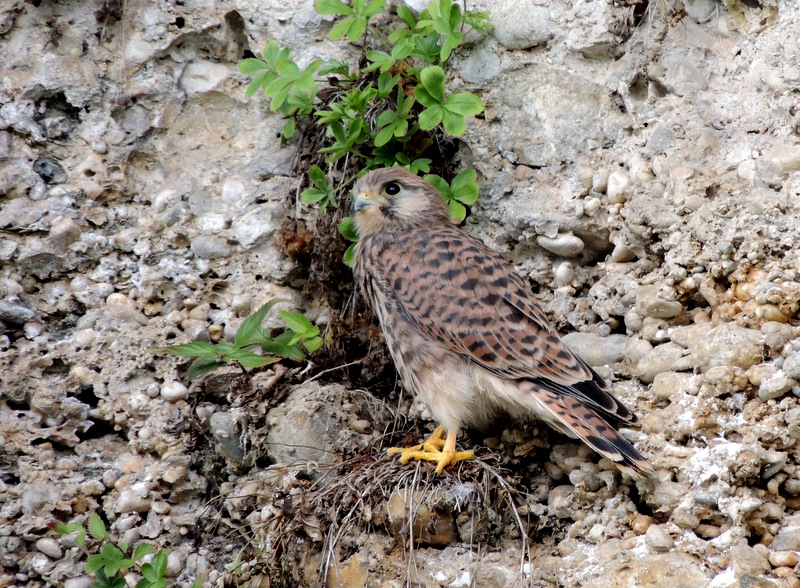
[1,0,800,586]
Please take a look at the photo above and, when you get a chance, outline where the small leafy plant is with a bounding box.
[239,0,490,264]
[151,299,327,379]
[50,513,200,588]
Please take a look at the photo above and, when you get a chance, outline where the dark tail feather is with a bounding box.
[529,386,652,479]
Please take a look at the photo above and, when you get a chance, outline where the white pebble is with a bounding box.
[537,234,585,258]
[606,171,631,203]
[161,381,189,402]
[74,328,96,347]
[554,262,574,286]
[35,537,63,559]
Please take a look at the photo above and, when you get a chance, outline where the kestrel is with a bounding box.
[352,168,650,477]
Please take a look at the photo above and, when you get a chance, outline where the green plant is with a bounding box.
[239,0,490,263]
[424,168,479,222]
[150,299,328,379]
[50,513,200,588]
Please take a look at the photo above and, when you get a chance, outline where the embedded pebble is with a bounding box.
[35,537,63,559]
[688,324,764,370]
[769,551,800,568]
[771,514,800,551]
[729,545,770,578]
[645,525,673,551]
[606,171,631,203]
[4,1,800,586]
[536,234,585,258]
[758,373,794,400]
[562,333,628,366]
[636,343,696,383]
[783,352,800,380]
[116,487,153,514]
[190,235,232,259]
[635,285,683,319]
[0,300,36,324]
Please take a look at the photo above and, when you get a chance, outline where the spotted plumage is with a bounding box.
[352,167,650,477]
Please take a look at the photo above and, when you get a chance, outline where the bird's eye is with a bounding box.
[384,182,401,196]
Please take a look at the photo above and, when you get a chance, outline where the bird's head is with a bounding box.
[352,168,453,237]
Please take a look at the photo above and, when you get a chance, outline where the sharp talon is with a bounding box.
[387,426,474,473]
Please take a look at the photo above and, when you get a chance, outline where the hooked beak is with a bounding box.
[354,194,375,212]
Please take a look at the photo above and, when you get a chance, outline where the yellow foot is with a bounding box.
[388,425,475,474]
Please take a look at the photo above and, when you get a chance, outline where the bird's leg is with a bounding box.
[387,425,475,474]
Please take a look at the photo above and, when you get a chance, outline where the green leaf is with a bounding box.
[363,0,386,17]
[88,513,107,540]
[301,189,328,204]
[451,169,479,204]
[364,51,393,73]
[303,335,324,353]
[346,17,367,41]
[424,174,450,196]
[187,356,227,381]
[377,72,400,97]
[397,5,416,29]
[337,217,359,242]
[100,542,123,560]
[315,0,354,16]
[282,118,296,140]
[419,66,446,103]
[374,124,396,147]
[409,158,432,174]
[238,58,268,74]
[342,243,356,267]
[245,71,268,98]
[392,37,413,60]
[279,310,313,334]
[329,17,353,41]
[151,550,169,578]
[85,553,106,574]
[411,32,441,63]
[233,353,281,368]
[444,92,484,116]
[441,108,466,136]
[418,105,443,130]
[133,543,155,562]
[150,341,218,357]
[262,332,305,361]
[235,299,285,348]
[308,165,327,190]
[448,199,467,222]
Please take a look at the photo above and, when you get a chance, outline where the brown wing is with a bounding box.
[369,225,636,425]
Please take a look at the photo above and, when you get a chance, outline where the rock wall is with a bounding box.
[1,0,800,586]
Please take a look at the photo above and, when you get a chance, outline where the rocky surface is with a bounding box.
[1,0,800,586]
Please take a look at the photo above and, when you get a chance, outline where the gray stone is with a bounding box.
[636,343,696,383]
[536,233,585,258]
[486,65,629,167]
[635,285,683,319]
[771,513,800,551]
[210,410,248,465]
[180,61,231,95]
[758,373,794,400]
[0,300,36,324]
[562,332,628,366]
[783,352,800,380]
[688,324,765,370]
[729,545,770,579]
[190,235,232,259]
[33,156,68,185]
[34,537,63,559]
[644,524,674,551]
[265,382,388,471]
[491,3,552,50]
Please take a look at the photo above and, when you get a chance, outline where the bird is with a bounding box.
[351,167,650,478]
